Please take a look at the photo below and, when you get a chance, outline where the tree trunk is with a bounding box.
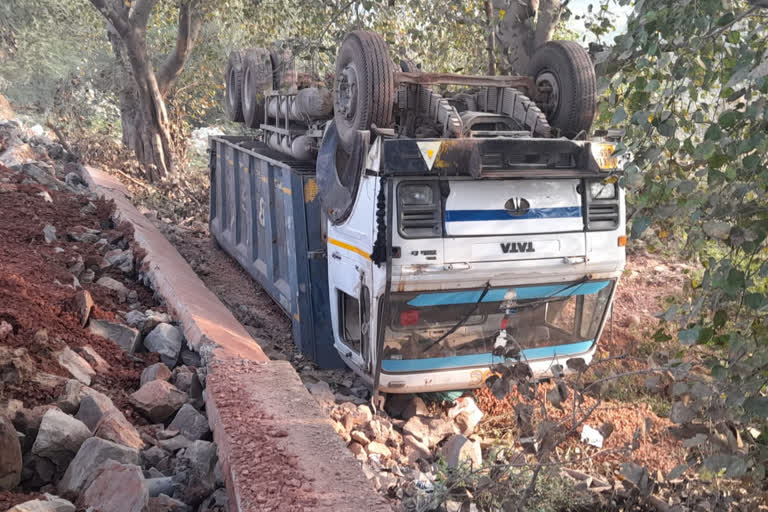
[484,0,497,75]
[111,31,173,180]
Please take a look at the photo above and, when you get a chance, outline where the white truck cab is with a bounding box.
[325,134,625,393]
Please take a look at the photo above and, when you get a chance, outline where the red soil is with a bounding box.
[0,163,158,409]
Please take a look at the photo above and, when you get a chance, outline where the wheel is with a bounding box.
[270,47,297,92]
[528,41,596,138]
[333,31,395,151]
[225,50,245,122]
[242,48,273,128]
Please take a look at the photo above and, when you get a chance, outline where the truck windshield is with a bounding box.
[382,280,614,371]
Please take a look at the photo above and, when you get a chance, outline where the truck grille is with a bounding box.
[586,203,619,230]
[400,208,441,238]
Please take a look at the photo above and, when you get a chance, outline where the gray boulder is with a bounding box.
[140,362,172,387]
[168,404,210,441]
[88,319,140,354]
[75,392,117,431]
[129,380,187,423]
[0,414,22,490]
[57,437,139,499]
[55,348,94,386]
[144,323,183,367]
[31,409,90,470]
[81,461,148,512]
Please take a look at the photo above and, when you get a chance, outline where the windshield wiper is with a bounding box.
[503,276,589,311]
[422,281,491,352]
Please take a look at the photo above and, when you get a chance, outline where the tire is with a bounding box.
[242,48,273,128]
[270,47,297,92]
[528,41,596,137]
[225,50,245,122]
[334,31,395,151]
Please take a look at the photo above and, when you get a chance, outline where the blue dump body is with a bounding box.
[208,136,343,368]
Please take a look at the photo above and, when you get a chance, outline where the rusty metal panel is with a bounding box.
[209,136,342,368]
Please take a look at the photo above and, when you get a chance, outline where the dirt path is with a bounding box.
[148,219,367,393]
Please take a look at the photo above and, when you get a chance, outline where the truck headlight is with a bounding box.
[398,182,442,238]
[399,184,434,205]
[589,180,617,200]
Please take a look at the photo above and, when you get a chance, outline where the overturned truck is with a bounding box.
[210,31,626,396]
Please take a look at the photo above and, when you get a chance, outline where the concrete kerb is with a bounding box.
[81,166,391,512]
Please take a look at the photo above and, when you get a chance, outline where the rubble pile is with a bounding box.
[0,117,225,512]
[307,382,485,506]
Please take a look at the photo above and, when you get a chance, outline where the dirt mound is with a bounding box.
[0,162,158,408]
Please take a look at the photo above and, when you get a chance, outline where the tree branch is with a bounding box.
[128,0,160,28]
[157,0,204,96]
[88,0,129,35]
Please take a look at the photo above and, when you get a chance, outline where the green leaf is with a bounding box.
[718,110,741,128]
[657,118,676,137]
[743,396,768,418]
[704,124,722,141]
[611,106,627,125]
[744,293,765,310]
[694,141,716,160]
[631,215,652,239]
[678,327,700,346]
[713,310,727,329]
[727,30,741,44]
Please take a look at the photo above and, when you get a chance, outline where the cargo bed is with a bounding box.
[208,136,342,368]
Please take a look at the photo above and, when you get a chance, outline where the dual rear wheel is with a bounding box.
[226,36,597,139]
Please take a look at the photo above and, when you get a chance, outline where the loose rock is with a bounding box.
[58,437,139,498]
[42,224,56,244]
[0,413,22,490]
[7,494,76,512]
[75,392,117,431]
[95,410,144,450]
[141,362,173,387]
[56,347,95,385]
[88,319,140,354]
[130,380,187,423]
[94,276,129,302]
[31,409,91,470]
[76,345,110,374]
[69,290,93,327]
[149,494,190,512]
[144,323,183,367]
[168,404,210,441]
[80,461,148,512]
[441,435,482,469]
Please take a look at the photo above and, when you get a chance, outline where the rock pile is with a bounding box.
[0,116,225,512]
[308,382,485,501]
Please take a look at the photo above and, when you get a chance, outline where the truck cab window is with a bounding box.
[339,291,362,352]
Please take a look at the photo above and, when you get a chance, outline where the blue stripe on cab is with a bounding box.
[380,340,595,372]
[445,206,582,222]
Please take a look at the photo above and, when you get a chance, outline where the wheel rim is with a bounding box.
[536,70,560,118]
[228,68,238,110]
[336,63,359,122]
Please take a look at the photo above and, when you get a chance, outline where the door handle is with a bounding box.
[331,251,342,260]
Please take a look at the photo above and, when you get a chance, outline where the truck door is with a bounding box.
[326,177,378,377]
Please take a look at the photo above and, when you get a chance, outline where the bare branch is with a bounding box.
[157,0,204,95]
